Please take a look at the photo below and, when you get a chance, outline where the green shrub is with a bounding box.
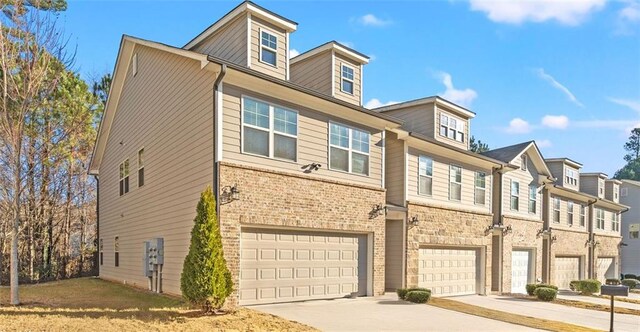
[397,288,409,300]
[407,287,432,293]
[621,279,640,289]
[526,283,558,296]
[570,280,580,291]
[534,287,557,301]
[606,278,621,285]
[573,279,601,295]
[181,186,233,313]
[405,290,431,303]
[623,274,637,280]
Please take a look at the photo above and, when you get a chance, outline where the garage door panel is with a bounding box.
[511,250,530,294]
[418,247,479,296]
[240,228,366,305]
[596,257,615,284]
[555,256,580,289]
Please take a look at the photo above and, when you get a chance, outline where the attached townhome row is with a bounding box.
[89,1,629,306]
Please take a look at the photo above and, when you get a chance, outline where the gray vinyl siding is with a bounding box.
[548,195,588,232]
[546,162,565,186]
[222,84,384,188]
[406,147,492,213]
[333,53,361,105]
[290,52,333,96]
[580,176,602,198]
[382,104,436,138]
[385,131,406,206]
[605,182,620,203]
[434,107,469,150]
[502,152,542,220]
[385,219,404,290]
[98,45,215,295]
[192,13,248,65]
[621,182,640,273]
[250,16,287,80]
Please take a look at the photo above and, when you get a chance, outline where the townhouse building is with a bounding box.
[89,1,628,306]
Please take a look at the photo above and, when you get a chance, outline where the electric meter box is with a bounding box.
[143,241,153,277]
[149,238,164,265]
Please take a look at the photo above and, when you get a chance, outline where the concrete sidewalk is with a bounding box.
[252,293,540,332]
[452,295,640,332]
[557,291,640,310]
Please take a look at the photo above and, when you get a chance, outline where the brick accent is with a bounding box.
[501,216,544,293]
[406,202,493,295]
[219,162,386,306]
[548,228,590,285]
[593,234,621,279]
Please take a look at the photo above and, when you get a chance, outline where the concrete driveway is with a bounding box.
[251,293,540,332]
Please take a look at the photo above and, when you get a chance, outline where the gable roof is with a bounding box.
[545,157,583,169]
[290,41,370,65]
[374,96,476,119]
[622,179,640,188]
[481,141,552,176]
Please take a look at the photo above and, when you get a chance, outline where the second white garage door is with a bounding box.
[511,250,531,294]
[596,257,616,285]
[239,228,368,305]
[555,256,580,289]
[418,247,479,296]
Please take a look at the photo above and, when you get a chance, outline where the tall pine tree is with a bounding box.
[614,128,640,180]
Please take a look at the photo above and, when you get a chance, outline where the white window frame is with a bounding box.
[521,154,527,171]
[510,180,520,211]
[119,159,130,196]
[241,96,298,162]
[132,53,138,77]
[612,213,620,232]
[580,205,586,226]
[621,187,628,197]
[259,28,278,67]
[528,184,537,214]
[567,201,574,226]
[439,112,465,143]
[449,164,462,201]
[418,155,433,196]
[565,168,577,186]
[328,122,370,176]
[599,180,604,196]
[137,148,144,188]
[474,171,486,205]
[596,208,605,230]
[340,63,355,95]
[553,197,561,223]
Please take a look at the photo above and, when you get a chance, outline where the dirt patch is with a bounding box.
[509,294,640,316]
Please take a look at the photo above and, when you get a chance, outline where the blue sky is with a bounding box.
[62,0,640,175]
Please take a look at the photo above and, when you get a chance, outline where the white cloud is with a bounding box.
[536,139,553,148]
[289,49,300,59]
[608,97,640,114]
[436,72,478,108]
[542,115,570,129]
[365,98,399,109]
[506,118,532,134]
[534,68,584,107]
[620,0,640,21]
[469,0,606,26]
[357,14,392,27]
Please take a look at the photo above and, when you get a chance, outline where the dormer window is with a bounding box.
[260,30,277,67]
[565,168,577,186]
[341,64,354,95]
[439,113,465,143]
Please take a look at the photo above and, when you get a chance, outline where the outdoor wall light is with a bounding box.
[301,163,322,173]
[410,216,420,227]
[536,228,545,238]
[221,184,240,204]
[551,235,558,243]
[369,203,386,219]
[502,225,513,235]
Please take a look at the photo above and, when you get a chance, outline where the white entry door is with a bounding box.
[511,250,530,294]
[418,247,478,296]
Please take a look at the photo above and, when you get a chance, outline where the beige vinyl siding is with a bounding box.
[502,152,542,220]
[549,195,588,232]
[605,182,619,203]
[290,51,333,96]
[385,220,404,290]
[382,104,436,138]
[385,131,406,206]
[192,14,247,65]
[250,16,287,80]
[580,177,601,197]
[222,84,384,188]
[594,207,620,236]
[434,107,469,150]
[333,54,361,105]
[406,147,492,212]
[98,45,215,295]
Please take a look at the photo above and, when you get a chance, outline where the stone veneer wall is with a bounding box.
[501,216,544,293]
[548,228,590,285]
[406,202,493,294]
[218,162,387,306]
[593,234,621,279]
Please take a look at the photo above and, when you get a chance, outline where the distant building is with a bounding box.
[620,180,640,275]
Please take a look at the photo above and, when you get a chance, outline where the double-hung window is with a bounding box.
[474,171,486,205]
[580,205,586,226]
[260,30,277,66]
[565,168,577,186]
[439,113,465,142]
[612,213,620,232]
[553,197,561,223]
[418,156,433,196]
[528,185,537,213]
[243,97,297,162]
[114,236,120,267]
[567,201,574,226]
[138,148,144,187]
[341,64,354,95]
[449,165,462,201]
[329,123,369,175]
[510,180,519,211]
[596,208,605,230]
[119,160,129,196]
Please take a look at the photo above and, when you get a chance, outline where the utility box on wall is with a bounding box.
[150,238,164,265]
[143,238,164,276]
[143,241,152,277]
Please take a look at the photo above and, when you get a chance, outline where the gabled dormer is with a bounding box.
[579,173,608,198]
[375,96,475,150]
[605,179,622,203]
[184,1,297,81]
[290,41,369,106]
[544,158,582,191]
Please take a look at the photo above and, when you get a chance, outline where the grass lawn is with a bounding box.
[0,277,317,331]
[509,294,640,316]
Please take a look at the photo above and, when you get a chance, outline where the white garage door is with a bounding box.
[596,257,616,285]
[239,228,367,305]
[418,247,478,296]
[511,250,530,294]
[555,256,580,289]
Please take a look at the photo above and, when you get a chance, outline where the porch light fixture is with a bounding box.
[536,228,545,238]
[410,216,419,227]
[551,235,558,243]
[221,184,240,204]
[502,225,513,235]
[484,224,494,235]
[301,162,322,173]
[369,204,386,219]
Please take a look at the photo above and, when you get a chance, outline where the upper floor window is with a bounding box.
[132,53,138,76]
[243,97,298,162]
[138,148,145,187]
[580,205,586,226]
[260,30,277,66]
[418,156,433,196]
[341,64,354,95]
[528,185,537,214]
[612,213,620,232]
[599,181,604,196]
[521,155,527,171]
[630,224,639,239]
[553,197,560,223]
[449,165,462,201]
[565,168,578,186]
[474,171,486,205]
[439,113,465,143]
[510,180,519,211]
[114,236,120,267]
[567,201,574,226]
[621,187,628,197]
[614,188,618,200]
[329,123,369,176]
[119,160,130,196]
[596,208,605,230]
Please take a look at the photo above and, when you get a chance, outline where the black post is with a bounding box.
[610,295,614,332]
